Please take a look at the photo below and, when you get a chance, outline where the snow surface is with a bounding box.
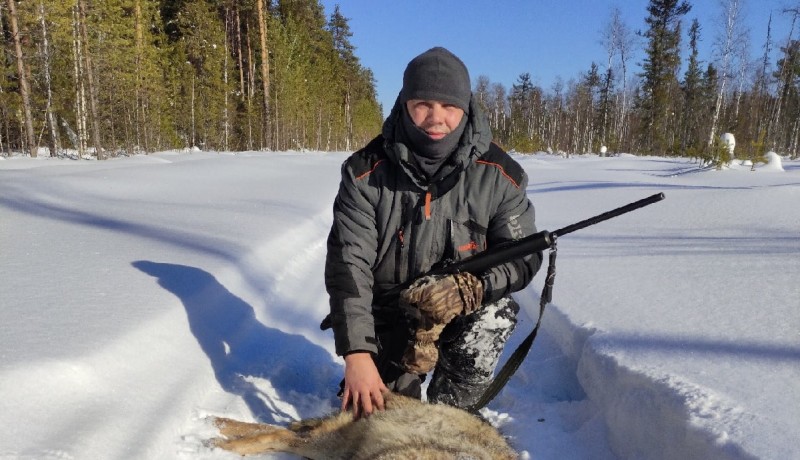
[1,150,798,459]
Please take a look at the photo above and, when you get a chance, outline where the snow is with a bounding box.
[1,150,798,459]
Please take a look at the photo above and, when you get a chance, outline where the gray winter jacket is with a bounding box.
[325,97,542,356]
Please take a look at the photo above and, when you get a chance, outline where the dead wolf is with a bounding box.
[210,391,518,459]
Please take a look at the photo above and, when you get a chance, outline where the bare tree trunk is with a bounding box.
[256,0,271,150]
[326,117,332,150]
[191,74,196,149]
[77,0,103,159]
[71,4,88,157]
[755,13,773,139]
[246,26,254,150]
[606,6,633,151]
[273,63,280,150]
[6,0,37,157]
[316,107,321,150]
[134,0,148,153]
[236,8,245,98]
[344,82,352,151]
[769,8,798,149]
[223,6,230,152]
[0,3,5,155]
[732,28,751,125]
[708,0,742,148]
[38,2,60,157]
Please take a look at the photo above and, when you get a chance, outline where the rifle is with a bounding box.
[320,192,665,331]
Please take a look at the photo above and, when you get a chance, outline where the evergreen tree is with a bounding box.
[637,0,691,154]
[508,73,542,152]
[5,0,36,157]
[170,0,231,150]
[681,18,705,156]
[597,63,615,150]
[583,62,602,152]
[773,39,800,156]
[3,1,795,159]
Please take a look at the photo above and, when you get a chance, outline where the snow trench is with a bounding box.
[535,301,758,460]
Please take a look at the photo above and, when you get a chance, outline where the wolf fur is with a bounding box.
[210,391,517,459]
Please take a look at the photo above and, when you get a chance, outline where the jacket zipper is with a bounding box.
[394,225,404,283]
[395,194,411,284]
[424,191,432,220]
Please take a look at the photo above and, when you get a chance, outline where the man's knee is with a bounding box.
[427,297,519,407]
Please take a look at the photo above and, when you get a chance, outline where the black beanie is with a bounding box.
[400,47,471,113]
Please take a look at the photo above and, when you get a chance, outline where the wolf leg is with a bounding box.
[213,417,273,439]
[211,417,297,455]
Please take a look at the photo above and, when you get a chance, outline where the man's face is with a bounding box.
[405,99,465,140]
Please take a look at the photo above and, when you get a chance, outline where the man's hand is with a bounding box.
[400,272,484,323]
[341,352,387,419]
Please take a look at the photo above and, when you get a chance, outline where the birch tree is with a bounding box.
[39,1,59,157]
[708,0,746,150]
[71,3,87,156]
[605,7,636,151]
[77,0,102,159]
[602,7,628,150]
[769,7,799,152]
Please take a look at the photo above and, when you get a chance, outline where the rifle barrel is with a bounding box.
[553,192,665,238]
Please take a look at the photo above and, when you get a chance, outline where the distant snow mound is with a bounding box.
[762,152,784,171]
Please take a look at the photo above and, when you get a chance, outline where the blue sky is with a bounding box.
[319,0,797,116]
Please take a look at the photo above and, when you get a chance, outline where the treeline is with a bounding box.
[1,0,798,161]
[476,0,800,162]
[0,0,382,158]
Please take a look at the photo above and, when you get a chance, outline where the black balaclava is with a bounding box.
[399,47,471,179]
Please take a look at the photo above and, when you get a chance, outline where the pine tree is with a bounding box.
[774,39,799,157]
[329,4,357,150]
[5,0,37,157]
[172,0,231,150]
[637,0,691,154]
[583,62,601,152]
[681,18,705,156]
[508,73,542,152]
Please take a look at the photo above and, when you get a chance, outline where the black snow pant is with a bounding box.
[374,296,520,409]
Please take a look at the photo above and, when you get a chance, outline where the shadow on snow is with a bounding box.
[133,260,340,423]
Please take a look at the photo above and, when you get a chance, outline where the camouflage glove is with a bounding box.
[400,272,484,324]
[401,315,446,374]
[399,273,484,374]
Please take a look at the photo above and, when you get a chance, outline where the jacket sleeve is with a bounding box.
[324,161,380,356]
[481,170,543,303]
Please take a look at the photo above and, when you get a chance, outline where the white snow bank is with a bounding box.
[1,151,798,459]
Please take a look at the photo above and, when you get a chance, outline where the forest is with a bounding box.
[1,0,799,163]
[0,0,382,158]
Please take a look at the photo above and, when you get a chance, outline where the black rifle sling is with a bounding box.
[466,237,558,413]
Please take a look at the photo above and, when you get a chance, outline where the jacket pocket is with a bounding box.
[373,222,410,292]
[447,218,487,261]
